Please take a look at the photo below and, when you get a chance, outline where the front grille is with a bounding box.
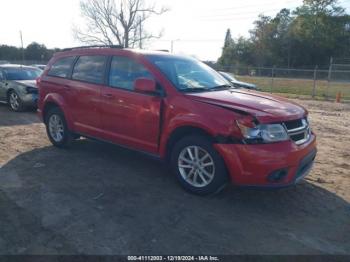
[284,119,303,130]
[283,118,310,145]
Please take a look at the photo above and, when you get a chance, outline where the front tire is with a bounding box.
[45,107,73,148]
[170,135,228,195]
[8,90,25,112]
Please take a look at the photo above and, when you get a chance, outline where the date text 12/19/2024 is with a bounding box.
[127,256,219,261]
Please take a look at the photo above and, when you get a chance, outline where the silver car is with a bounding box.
[0,65,42,111]
[219,71,258,90]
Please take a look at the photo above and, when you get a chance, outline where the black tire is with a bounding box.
[45,107,73,148]
[7,90,25,112]
[170,135,228,195]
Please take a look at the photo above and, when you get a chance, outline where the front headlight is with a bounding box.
[237,121,289,143]
[259,124,289,142]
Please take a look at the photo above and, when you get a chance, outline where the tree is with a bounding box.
[25,42,49,61]
[291,0,347,66]
[223,29,233,48]
[217,0,350,68]
[249,15,276,66]
[74,0,168,48]
[0,45,21,61]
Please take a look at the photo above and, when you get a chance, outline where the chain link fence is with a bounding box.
[215,65,350,102]
[2,59,350,101]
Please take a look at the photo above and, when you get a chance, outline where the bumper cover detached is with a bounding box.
[21,93,38,107]
[214,133,317,188]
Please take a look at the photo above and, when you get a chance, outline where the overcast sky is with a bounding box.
[1,0,349,61]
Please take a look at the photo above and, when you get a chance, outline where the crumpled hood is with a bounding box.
[185,89,307,123]
[13,80,37,88]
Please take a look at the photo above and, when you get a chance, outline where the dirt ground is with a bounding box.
[0,100,349,255]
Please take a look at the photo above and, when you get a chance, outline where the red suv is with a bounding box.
[37,46,317,195]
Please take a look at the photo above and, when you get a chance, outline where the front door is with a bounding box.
[100,55,162,154]
[0,69,7,101]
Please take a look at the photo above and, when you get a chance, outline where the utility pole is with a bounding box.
[20,31,24,65]
[171,39,180,53]
[171,40,174,53]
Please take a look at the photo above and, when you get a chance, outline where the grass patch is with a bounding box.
[236,76,350,100]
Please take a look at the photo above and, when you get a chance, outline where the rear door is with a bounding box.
[69,55,107,136]
[100,55,163,154]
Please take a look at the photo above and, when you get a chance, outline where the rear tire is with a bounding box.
[45,107,73,148]
[170,135,228,195]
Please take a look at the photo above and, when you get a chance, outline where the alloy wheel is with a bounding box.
[48,114,65,142]
[178,146,215,187]
[9,92,20,111]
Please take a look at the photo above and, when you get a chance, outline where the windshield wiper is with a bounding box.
[180,87,210,93]
[209,84,232,91]
[180,85,232,93]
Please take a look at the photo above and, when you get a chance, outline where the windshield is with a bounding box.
[3,67,42,80]
[146,55,231,92]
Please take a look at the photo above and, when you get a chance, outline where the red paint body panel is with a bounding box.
[100,86,162,153]
[186,89,307,123]
[214,133,316,185]
[37,48,317,187]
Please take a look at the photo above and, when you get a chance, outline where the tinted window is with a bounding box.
[72,56,106,84]
[48,56,75,78]
[3,67,42,80]
[109,56,153,90]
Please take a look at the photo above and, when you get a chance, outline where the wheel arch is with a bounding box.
[42,94,74,130]
[6,88,15,100]
[164,125,215,162]
[43,101,61,122]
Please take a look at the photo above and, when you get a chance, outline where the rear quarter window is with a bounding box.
[72,56,107,84]
[48,56,76,78]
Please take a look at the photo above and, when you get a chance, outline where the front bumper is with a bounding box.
[214,133,317,187]
[20,93,38,107]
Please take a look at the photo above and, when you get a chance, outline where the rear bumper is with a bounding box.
[214,133,317,187]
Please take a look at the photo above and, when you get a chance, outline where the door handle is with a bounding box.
[63,85,71,91]
[103,93,114,99]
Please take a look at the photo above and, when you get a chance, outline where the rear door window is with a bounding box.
[48,56,76,78]
[109,56,153,90]
[72,56,107,84]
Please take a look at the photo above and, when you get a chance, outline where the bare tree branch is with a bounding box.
[73,0,167,48]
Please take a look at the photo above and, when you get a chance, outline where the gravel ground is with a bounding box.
[0,100,349,255]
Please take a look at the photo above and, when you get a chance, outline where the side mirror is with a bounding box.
[134,78,157,94]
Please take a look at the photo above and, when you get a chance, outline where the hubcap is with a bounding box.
[9,92,20,110]
[48,114,64,142]
[178,146,215,187]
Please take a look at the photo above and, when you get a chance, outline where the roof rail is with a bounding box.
[61,45,123,52]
